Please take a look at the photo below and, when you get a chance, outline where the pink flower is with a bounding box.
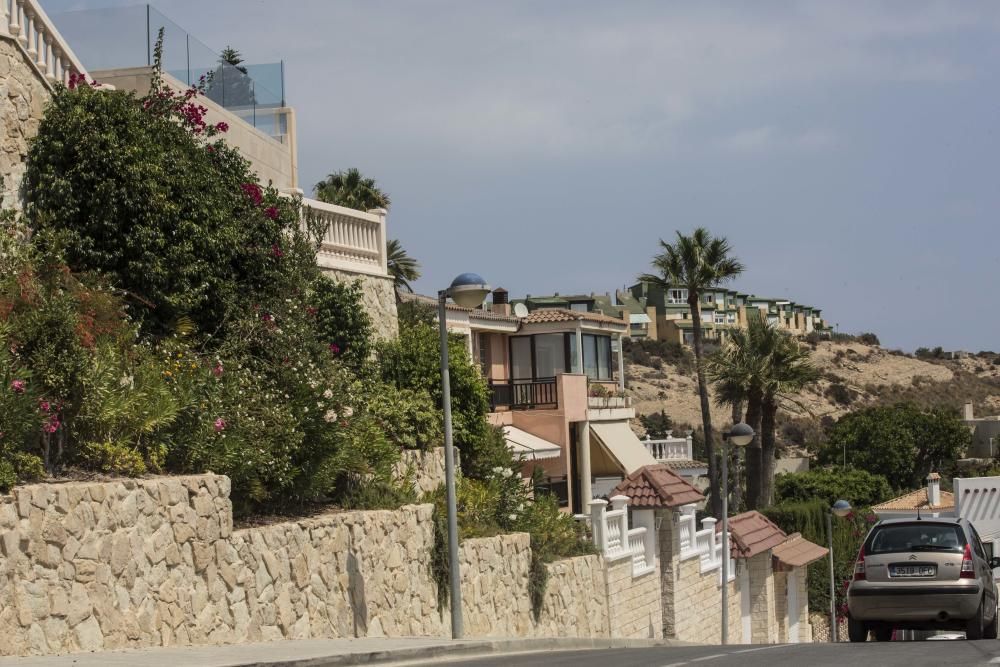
[10,379,25,393]
[39,400,51,413]
[264,206,279,220]
[215,122,229,133]
[241,183,263,206]
[261,312,273,323]
[329,343,341,355]
[271,244,284,258]
[214,418,226,433]
[212,363,223,378]
[43,415,60,434]
[206,145,215,153]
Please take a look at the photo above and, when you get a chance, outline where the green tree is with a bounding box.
[309,276,373,370]
[206,46,256,108]
[386,238,421,294]
[315,168,391,212]
[640,228,743,518]
[817,403,971,490]
[639,410,673,439]
[774,468,893,508]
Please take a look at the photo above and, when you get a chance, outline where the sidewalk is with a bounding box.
[0,636,675,667]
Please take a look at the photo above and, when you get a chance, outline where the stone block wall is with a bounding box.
[774,570,787,643]
[322,269,399,342]
[0,474,652,657]
[748,551,777,643]
[0,37,52,210]
[393,448,450,495]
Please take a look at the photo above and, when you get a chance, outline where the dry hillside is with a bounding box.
[626,339,1000,453]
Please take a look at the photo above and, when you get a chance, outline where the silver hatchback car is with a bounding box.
[847,517,1000,641]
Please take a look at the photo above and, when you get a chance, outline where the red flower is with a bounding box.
[271,244,284,258]
[305,306,318,317]
[264,206,279,220]
[214,417,226,433]
[10,379,25,393]
[212,363,223,378]
[329,343,341,355]
[241,183,263,206]
[261,312,273,323]
[215,122,229,133]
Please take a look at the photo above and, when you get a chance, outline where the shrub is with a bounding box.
[825,382,853,406]
[310,276,373,370]
[856,332,880,346]
[639,410,673,439]
[774,468,893,508]
[366,384,443,450]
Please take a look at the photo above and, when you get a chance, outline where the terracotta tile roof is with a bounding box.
[718,511,788,559]
[772,532,829,568]
[610,464,704,509]
[657,459,708,471]
[872,488,955,512]
[521,308,627,327]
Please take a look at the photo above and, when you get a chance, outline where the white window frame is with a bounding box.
[668,289,688,304]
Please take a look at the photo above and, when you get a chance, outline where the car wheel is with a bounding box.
[847,616,868,643]
[966,598,985,640]
[873,626,893,642]
[984,607,998,640]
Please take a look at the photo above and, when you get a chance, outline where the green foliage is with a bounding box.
[817,403,970,490]
[386,239,421,294]
[340,476,418,511]
[764,500,875,616]
[315,167,391,211]
[774,468,893,508]
[310,276,372,370]
[24,67,302,339]
[856,332,880,346]
[639,410,673,439]
[825,382,854,406]
[366,384,442,450]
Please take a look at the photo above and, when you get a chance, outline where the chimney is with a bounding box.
[926,472,941,507]
[491,288,511,316]
[964,402,974,421]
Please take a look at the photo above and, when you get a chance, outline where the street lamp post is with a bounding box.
[827,499,852,643]
[438,273,491,640]
[721,422,754,645]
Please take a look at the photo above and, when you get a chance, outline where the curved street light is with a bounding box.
[438,272,491,639]
[721,422,753,644]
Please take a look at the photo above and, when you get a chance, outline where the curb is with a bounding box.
[232,637,679,667]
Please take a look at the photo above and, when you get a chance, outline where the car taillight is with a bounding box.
[853,545,866,581]
[961,543,975,579]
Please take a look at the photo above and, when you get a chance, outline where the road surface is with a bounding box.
[407,639,1000,667]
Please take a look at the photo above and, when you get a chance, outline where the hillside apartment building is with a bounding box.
[514,281,830,345]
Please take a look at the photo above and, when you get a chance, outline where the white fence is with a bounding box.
[589,496,656,578]
[678,503,734,582]
[301,197,388,278]
[644,433,693,461]
[1,0,88,85]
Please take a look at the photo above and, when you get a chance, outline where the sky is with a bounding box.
[45,0,1000,352]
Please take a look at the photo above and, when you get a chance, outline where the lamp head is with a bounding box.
[831,499,852,517]
[728,422,754,447]
[448,273,491,309]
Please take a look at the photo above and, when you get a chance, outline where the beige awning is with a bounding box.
[589,421,657,474]
[503,426,562,460]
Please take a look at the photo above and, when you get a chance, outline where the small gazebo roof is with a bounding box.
[610,464,704,509]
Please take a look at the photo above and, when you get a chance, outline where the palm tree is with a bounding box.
[707,313,780,510]
[640,228,744,518]
[387,238,421,294]
[759,335,818,506]
[315,168,391,212]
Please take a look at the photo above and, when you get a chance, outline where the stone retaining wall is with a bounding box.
[0,37,52,210]
[0,474,647,656]
[393,448,450,495]
[321,269,399,342]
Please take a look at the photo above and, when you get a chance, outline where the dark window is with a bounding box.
[866,523,966,555]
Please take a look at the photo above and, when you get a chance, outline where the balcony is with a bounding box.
[489,377,558,411]
[302,198,388,278]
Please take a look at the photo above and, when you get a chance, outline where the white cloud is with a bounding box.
[714,126,840,154]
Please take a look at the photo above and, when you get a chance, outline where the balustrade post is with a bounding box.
[23,8,34,55]
[368,207,388,276]
[8,1,20,38]
[0,0,8,38]
[45,43,57,81]
[686,433,693,460]
[610,495,629,545]
[702,517,717,563]
[34,23,46,69]
[589,499,608,554]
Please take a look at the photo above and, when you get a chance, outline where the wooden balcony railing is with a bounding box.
[489,377,558,411]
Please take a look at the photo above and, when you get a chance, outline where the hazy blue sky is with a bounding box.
[46,1,1000,352]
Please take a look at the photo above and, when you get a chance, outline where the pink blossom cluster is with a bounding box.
[241,183,263,206]
[39,398,61,434]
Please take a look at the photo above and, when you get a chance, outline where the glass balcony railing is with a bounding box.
[50,4,286,140]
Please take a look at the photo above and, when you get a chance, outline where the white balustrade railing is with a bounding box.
[644,433,694,461]
[589,495,656,577]
[678,502,734,581]
[1,0,88,86]
[301,197,388,278]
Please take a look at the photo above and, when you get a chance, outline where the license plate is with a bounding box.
[890,565,936,577]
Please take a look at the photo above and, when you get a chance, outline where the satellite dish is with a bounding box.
[513,303,529,318]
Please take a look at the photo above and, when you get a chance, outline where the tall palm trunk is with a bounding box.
[689,294,720,518]
[760,393,778,507]
[743,388,763,510]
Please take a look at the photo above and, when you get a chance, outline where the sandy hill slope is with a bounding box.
[626,339,1000,451]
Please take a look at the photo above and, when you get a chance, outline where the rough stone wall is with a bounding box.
[748,551,777,643]
[0,476,444,656]
[655,509,675,638]
[794,569,813,642]
[393,448,450,495]
[774,570,787,643]
[0,38,51,210]
[0,475,640,657]
[321,269,399,342]
[605,556,662,639]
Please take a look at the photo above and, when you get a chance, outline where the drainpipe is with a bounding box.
[617,332,625,393]
[578,422,592,513]
[575,322,584,375]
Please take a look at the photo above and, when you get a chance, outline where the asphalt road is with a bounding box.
[409,640,1000,667]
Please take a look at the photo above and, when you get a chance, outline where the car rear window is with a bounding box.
[866,523,966,554]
